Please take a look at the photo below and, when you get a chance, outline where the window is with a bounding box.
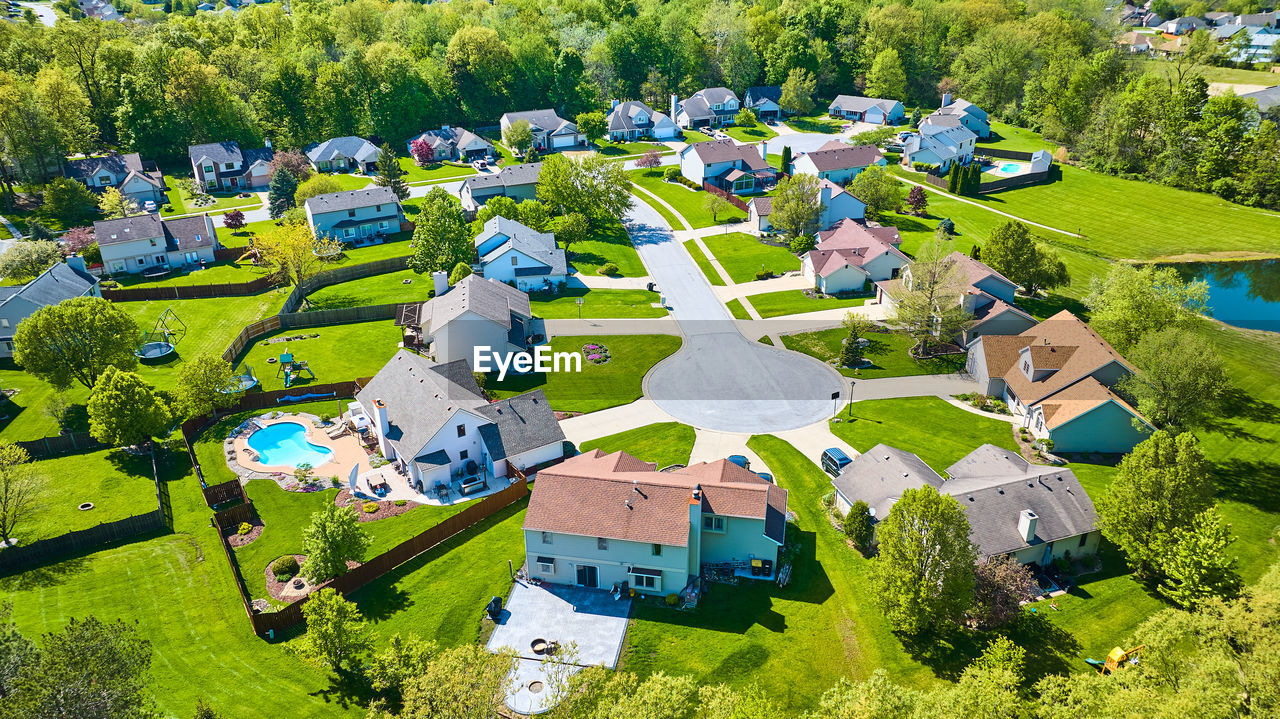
[136,258,145,266]
[597,537,608,550]
[347,210,356,218]
[511,256,518,266]
[541,532,552,545]
[1078,534,1087,548]
[203,165,213,173]
[224,162,234,170]
[207,179,217,188]
[343,228,354,238]
[3,342,10,352]
[98,175,111,185]
[459,449,468,460]
[0,319,8,329]
[456,424,466,437]
[652,543,662,556]
[633,574,657,589]
[702,515,725,533]
[537,557,556,573]
[149,239,157,247]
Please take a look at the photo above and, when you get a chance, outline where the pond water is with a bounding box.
[1172,260,1280,332]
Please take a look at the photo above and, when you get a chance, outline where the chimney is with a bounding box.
[819,183,832,206]
[671,93,679,121]
[611,99,619,109]
[432,270,449,296]
[1018,510,1038,543]
[941,92,953,108]
[372,398,393,457]
[66,255,88,274]
[758,140,767,162]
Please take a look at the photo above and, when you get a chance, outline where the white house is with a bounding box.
[800,219,907,294]
[901,122,977,171]
[674,88,740,129]
[93,213,220,275]
[474,216,567,291]
[351,350,565,496]
[303,186,404,242]
[0,258,100,358]
[678,139,777,194]
[1159,15,1204,33]
[412,274,534,369]
[460,162,542,212]
[405,126,495,162]
[304,136,381,174]
[875,251,1037,344]
[606,100,679,142]
[743,86,784,120]
[922,94,991,139]
[524,449,788,595]
[827,95,906,125]
[63,153,165,206]
[748,179,866,233]
[500,109,582,151]
[791,141,886,185]
[189,141,274,191]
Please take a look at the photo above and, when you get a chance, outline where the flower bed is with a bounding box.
[335,489,415,522]
[224,518,264,547]
[582,343,611,365]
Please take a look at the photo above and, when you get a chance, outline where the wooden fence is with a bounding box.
[14,431,104,459]
[279,303,402,329]
[979,147,1036,161]
[702,182,750,211]
[102,274,278,302]
[978,169,1053,194]
[203,478,248,508]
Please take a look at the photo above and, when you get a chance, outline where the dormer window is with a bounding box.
[224,162,234,170]
[98,175,111,184]
[149,239,156,247]
[204,165,213,173]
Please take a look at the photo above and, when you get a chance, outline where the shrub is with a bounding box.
[755,269,773,281]
[237,522,252,536]
[598,262,620,276]
[271,555,299,580]
[318,413,332,424]
[843,500,875,553]
[662,166,681,181]
[363,501,379,514]
[665,593,680,606]
[394,499,407,507]
[821,490,835,509]
[330,476,340,487]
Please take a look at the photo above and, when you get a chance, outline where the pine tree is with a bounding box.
[781,145,792,174]
[946,164,959,193]
[267,168,298,219]
[374,143,409,200]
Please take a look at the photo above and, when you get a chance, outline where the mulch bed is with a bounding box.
[335,489,415,522]
[264,554,360,601]
[223,518,264,547]
[554,411,582,420]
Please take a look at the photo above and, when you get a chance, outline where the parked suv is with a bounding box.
[821,448,852,478]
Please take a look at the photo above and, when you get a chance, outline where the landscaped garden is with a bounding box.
[234,319,403,392]
[744,290,866,318]
[784,113,846,134]
[396,156,477,183]
[107,259,272,289]
[579,422,696,469]
[780,328,965,378]
[596,140,671,157]
[684,240,726,285]
[700,232,799,283]
[562,218,647,277]
[528,288,666,319]
[161,176,262,217]
[629,169,748,228]
[724,124,778,143]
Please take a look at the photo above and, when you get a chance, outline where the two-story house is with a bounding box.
[827,95,906,125]
[791,141,886,185]
[901,121,978,171]
[0,257,100,358]
[351,350,565,496]
[605,100,679,142]
[405,126,495,162]
[304,136,381,174]
[674,88,740,129]
[800,219,907,294]
[921,94,991,139]
[876,251,1037,344]
[94,213,220,275]
[188,141,275,191]
[743,86,784,121]
[410,274,535,369]
[474,216,567,291]
[63,153,165,206]
[523,449,788,595]
[303,187,404,242]
[500,109,582,152]
[678,139,777,194]
[748,179,867,234]
[460,162,542,212]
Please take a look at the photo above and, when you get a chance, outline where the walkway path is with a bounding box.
[568,274,653,290]
[893,174,1083,239]
[542,318,680,337]
[0,216,21,240]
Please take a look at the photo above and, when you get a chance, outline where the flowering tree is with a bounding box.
[906,185,928,216]
[61,226,95,255]
[223,209,246,231]
[410,138,435,166]
[635,149,662,170]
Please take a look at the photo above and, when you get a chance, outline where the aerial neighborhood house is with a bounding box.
[1224,28,1280,62]
[351,350,566,497]
[1232,11,1277,27]
[831,443,1100,566]
[93,213,220,275]
[63,152,165,206]
[801,218,907,294]
[474,216,567,291]
[410,274,535,369]
[1118,31,1154,52]
[922,93,991,139]
[965,311,1154,453]
[189,141,275,191]
[304,136,381,174]
[500,109,582,151]
[0,259,100,358]
[743,85,784,120]
[791,141,886,184]
[605,100,679,142]
[826,95,905,125]
[523,449,789,594]
[679,139,777,195]
[900,121,977,171]
[1159,15,1204,33]
[405,126,495,162]
[673,87,740,129]
[460,162,542,212]
[1119,3,1160,26]
[749,179,866,234]
[876,251,1037,344]
[303,186,405,242]
[1241,85,1280,120]
[1204,10,1235,25]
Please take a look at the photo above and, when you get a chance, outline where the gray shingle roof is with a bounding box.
[477,216,567,277]
[0,262,97,311]
[607,101,658,133]
[305,136,380,164]
[744,86,782,107]
[162,215,218,251]
[475,390,565,461]
[188,141,244,165]
[832,444,943,519]
[303,186,400,214]
[93,213,164,246]
[64,153,160,188]
[502,109,576,135]
[462,162,542,192]
[688,138,768,169]
[1242,85,1280,113]
[424,274,532,331]
[409,126,493,154]
[828,95,899,114]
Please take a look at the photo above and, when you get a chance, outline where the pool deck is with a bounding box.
[228,413,372,479]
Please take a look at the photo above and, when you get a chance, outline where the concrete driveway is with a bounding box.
[627,198,846,433]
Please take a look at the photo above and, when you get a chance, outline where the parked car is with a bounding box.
[143,200,157,212]
[755,472,774,484]
[727,455,750,470]
[821,448,852,478]
[472,159,488,171]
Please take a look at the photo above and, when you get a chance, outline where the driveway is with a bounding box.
[627,197,846,433]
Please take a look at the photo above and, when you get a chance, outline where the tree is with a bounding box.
[61,226,95,257]
[13,296,139,391]
[293,174,343,207]
[1116,328,1228,430]
[176,353,240,419]
[374,142,409,200]
[734,108,757,127]
[847,165,903,221]
[554,212,590,255]
[502,119,534,157]
[408,187,472,275]
[703,192,731,224]
[409,138,435,166]
[779,67,816,116]
[0,241,63,281]
[905,185,928,216]
[770,173,823,241]
[98,186,136,219]
[1158,507,1241,609]
[267,149,311,183]
[865,48,907,101]
[87,366,171,447]
[267,168,298,219]
[968,556,1036,629]
[888,238,972,354]
[474,196,519,225]
[980,221,1070,294]
[256,220,341,300]
[448,262,472,285]
[193,699,225,719]
[843,499,874,553]
[575,111,607,143]
[1083,264,1209,351]
[41,177,98,221]
[300,504,370,583]
[780,145,793,174]
[515,200,551,232]
[0,442,38,548]
[874,485,977,634]
[536,153,632,221]
[367,633,439,700]
[635,149,662,170]
[300,588,367,672]
[373,645,515,719]
[1097,431,1213,580]
[222,210,246,232]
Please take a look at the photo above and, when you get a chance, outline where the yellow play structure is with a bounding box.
[1085,645,1144,674]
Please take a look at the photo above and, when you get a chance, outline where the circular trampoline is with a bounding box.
[135,340,176,360]
[221,374,259,393]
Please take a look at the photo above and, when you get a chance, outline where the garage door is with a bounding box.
[551,134,576,149]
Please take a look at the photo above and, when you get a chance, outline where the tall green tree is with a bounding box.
[779,68,817,116]
[847,165,903,221]
[574,111,607,143]
[888,238,972,353]
[865,48,907,101]
[1084,264,1209,350]
[374,142,409,200]
[0,242,63,282]
[300,504,370,583]
[87,366,172,447]
[502,119,533,157]
[300,588,368,672]
[536,153,632,222]
[1158,507,1241,609]
[0,442,38,548]
[769,174,822,241]
[408,187,472,275]
[13,296,139,390]
[979,221,1070,294]
[176,353,241,419]
[267,168,299,220]
[293,175,343,207]
[1116,328,1227,430]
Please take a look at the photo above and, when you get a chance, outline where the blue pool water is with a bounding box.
[247,421,334,468]
[1173,260,1280,332]
[1000,163,1021,173]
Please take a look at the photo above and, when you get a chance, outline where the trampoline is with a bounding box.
[135,340,177,360]
[222,365,260,393]
[135,308,187,361]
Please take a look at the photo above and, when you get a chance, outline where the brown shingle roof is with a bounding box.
[994,311,1133,405]
[1037,376,1144,429]
[801,142,885,172]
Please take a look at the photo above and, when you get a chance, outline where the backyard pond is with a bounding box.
[1171,259,1280,332]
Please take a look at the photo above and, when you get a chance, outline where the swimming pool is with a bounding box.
[999,163,1020,173]
[247,421,334,468]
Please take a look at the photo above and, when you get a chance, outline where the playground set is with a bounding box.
[274,349,316,388]
[135,308,186,361]
[1086,645,1144,674]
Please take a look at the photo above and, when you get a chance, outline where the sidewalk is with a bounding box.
[558,399,675,446]
[542,318,680,337]
[568,275,653,290]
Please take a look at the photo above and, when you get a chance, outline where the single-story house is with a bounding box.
[606,100,679,142]
[524,449,788,595]
[743,86,784,120]
[1160,15,1204,33]
[413,274,534,369]
[304,136,381,174]
[1241,85,1280,120]
[500,109,582,151]
[460,162,542,212]
[965,310,1153,453]
[1118,31,1154,52]
[674,88,740,129]
[827,95,905,125]
[876,251,1037,344]
[303,186,404,242]
[351,350,565,495]
[901,121,977,171]
[831,443,1100,566]
[791,140,886,185]
[800,219,907,294]
[189,141,274,192]
[749,179,866,233]
[63,153,165,206]
[0,257,100,358]
[474,216,567,292]
[405,126,494,162]
[94,213,220,275]
[678,139,777,195]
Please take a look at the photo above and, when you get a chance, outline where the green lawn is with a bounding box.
[700,232,799,283]
[397,156,477,183]
[108,259,273,289]
[1137,58,1280,86]
[724,124,779,143]
[596,141,671,157]
[22,449,160,544]
[486,334,681,414]
[726,298,751,320]
[629,169,748,228]
[784,114,846,133]
[745,290,867,319]
[684,240,726,285]
[780,328,965,379]
[162,177,261,217]
[579,422,696,469]
[304,268,432,310]
[563,218,647,277]
[681,130,716,143]
[529,288,666,319]
[235,319,402,391]
[313,172,375,191]
[636,190,687,230]
[977,121,1059,154]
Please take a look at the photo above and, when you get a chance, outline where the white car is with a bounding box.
[143,200,157,212]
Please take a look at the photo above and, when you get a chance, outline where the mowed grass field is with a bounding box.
[529,288,666,319]
[700,232,799,283]
[629,169,748,228]
[235,319,403,392]
[564,218,647,277]
[745,290,867,319]
[579,422,697,469]
[781,328,965,378]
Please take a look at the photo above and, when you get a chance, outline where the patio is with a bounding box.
[224,412,372,482]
